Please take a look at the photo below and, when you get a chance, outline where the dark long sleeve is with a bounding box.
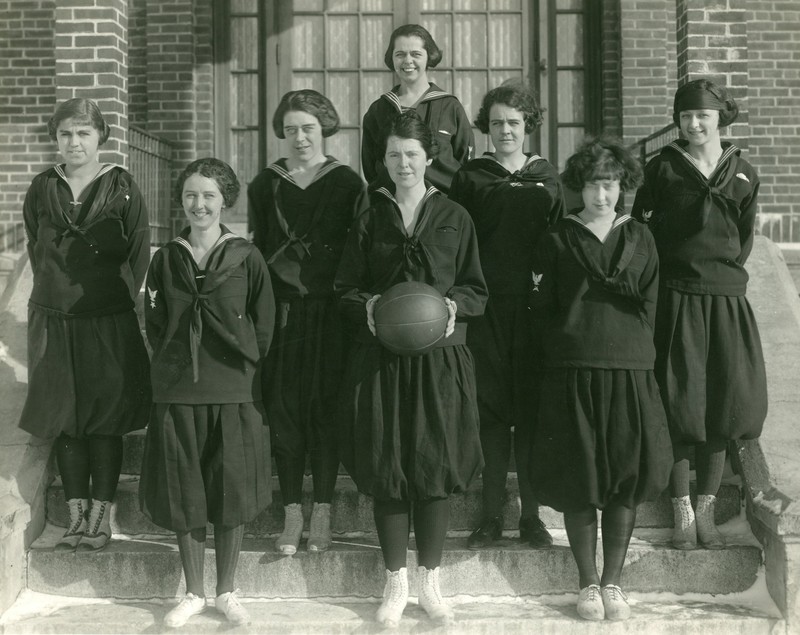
[123,177,151,295]
[246,249,276,358]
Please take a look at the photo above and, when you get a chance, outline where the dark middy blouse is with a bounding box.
[449,153,566,296]
[631,140,759,296]
[335,185,488,346]
[248,157,366,299]
[23,164,150,317]
[530,212,659,370]
[145,226,275,404]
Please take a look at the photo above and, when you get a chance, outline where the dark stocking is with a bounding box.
[669,443,692,498]
[413,498,450,569]
[55,434,90,500]
[373,499,410,571]
[275,454,305,505]
[309,446,338,503]
[696,437,727,496]
[87,435,123,501]
[563,506,599,588]
[177,527,207,597]
[478,424,511,519]
[214,524,244,596]
[600,504,636,587]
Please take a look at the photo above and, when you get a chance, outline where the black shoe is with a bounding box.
[467,516,503,550]
[519,516,553,549]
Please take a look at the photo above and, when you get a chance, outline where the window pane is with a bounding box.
[422,0,452,9]
[325,129,359,168]
[454,0,487,9]
[454,15,488,67]
[231,17,258,70]
[295,0,323,10]
[327,72,360,127]
[327,16,358,68]
[423,15,453,68]
[293,15,324,68]
[292,72,324,93]
[361,15,393,69]
[361,0,394,10]
[556,13,583,66]
[557,127,585,172]
[557,70,584,121]
[328,0,359,11]
[489,14,522,67]
[232,73,259,127]
[231,0,257,13]
[453,71,486,124]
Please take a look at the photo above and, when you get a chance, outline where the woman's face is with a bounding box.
[283,109,324,164]
[581,179,621,218]
[392,35,429,84]
[182,173,224,232]
[384,135,432,190]
[488,103,526,159]
[56,118,101,170]
[679,108,721,148]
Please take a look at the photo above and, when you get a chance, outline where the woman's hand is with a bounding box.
[366,294,381,336]
[444,297,457,338]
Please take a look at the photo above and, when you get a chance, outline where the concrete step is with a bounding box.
[0,591,783,634]
[45,475,743,536]
[27,524,762,600]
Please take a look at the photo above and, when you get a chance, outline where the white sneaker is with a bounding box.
[577,584,604,621]
[215,589,250,625]
[164,592,206,628]
[376,567,408,628]
[602,584,631,621]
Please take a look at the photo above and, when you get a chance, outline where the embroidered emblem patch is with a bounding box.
[147,287,158,309]
[531,271,543,291]
[510,182,522,187]
[642,209,653,222]
[736,172,750,183]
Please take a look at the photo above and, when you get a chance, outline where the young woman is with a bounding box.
[529,137,673,622]
[632,78,768,550]
[20,97,151,552]
[248,89,366,555]
[335,111,487,627]
[450,80,565,551]
[361,23,473,193]
[139,158,275,628]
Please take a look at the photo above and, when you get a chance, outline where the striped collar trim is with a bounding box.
[667,141,739,178]
[266,158,343,185]
[375,185,440,206]
[382,89,453,111]
[54,163,116,183]
[480,153,543,170]
[566,212,633,232]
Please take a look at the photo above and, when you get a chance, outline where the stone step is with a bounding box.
[46,475,742,536]
[0,591,783,634]
[27,524,762,600]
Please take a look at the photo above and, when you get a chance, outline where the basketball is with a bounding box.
[373,282,449,356]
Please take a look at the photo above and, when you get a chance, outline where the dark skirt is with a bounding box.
[530,368,673,513]
[654,289,768,444]
[139,402,271,531]
[339,340,484,501]
[19,306,151,439]
[263,296,343,460]
[467,295,537,431]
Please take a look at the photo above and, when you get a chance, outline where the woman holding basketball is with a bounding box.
[335,110,487,627]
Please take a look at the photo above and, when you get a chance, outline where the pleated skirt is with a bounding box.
[19,306,151,439]
[654,289,768,444]
[530,368,673,513]
[339,340,484,501]
[139,402,271,531]
[263,296,343,458]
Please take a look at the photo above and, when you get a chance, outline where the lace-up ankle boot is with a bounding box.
[376,567,408,628]
[696,494,725,549]
[55,498,88,552]
[77,499,111,552]
[276,503,304,555]
[308,502,332,553]
[418,566,455,624]
[671,496,697,550]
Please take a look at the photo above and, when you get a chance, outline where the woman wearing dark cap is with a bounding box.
[140,158,275,628]
[248,89,366,556]
[336,111,487,628]
[450,80,565,551]
[20,97,151,553]
[361,23,473,194]
[632,78,768,551]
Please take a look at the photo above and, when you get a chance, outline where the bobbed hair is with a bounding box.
[383,24,442,72]
[672,78,739,128]
[562,135,643,193]
[47,98,111,144]
[175,157,241,208]
[474,79,544,134]
[381,110,439,160]
[272,89,340,139]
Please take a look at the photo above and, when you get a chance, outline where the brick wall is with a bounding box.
[619,0,678,147]
[746,0,800,243]
[128,0,147,126]
[601,0,622,138]
[0,1,57,252]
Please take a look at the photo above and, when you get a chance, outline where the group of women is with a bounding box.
[20,22,767,630]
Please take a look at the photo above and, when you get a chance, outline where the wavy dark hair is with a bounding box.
[562,136,643,192]
[672,78,739,128]
[175,158,241,208]
[47,98,111,144]
[474,80,544,134]
[272,89,340,139]
[381,110,439,160]
[383,24,442,72]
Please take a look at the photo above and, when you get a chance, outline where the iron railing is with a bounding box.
[632,123,679,165]
[129,126,173,246]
